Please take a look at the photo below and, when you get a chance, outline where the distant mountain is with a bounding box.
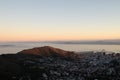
[51,39,120,45]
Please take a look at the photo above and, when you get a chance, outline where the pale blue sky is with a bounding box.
[0,0,120,41]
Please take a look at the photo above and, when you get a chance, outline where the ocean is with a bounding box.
[0,42,120,54]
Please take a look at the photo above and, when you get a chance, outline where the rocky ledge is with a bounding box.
[0,46,120,80]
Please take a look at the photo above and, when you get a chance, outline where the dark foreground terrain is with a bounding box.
[0,46,120,80]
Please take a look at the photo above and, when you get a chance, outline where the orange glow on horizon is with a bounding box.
[0,33,120,42]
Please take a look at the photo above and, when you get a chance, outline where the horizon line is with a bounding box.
[0,39,120,43]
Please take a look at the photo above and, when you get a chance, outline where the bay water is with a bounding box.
[0,42,120,54]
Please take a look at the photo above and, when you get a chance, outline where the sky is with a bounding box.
[0,0,120,42]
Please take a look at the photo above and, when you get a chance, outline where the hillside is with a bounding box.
[0,46,120,80]
[18,46,76,58]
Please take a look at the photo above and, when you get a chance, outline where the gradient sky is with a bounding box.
[0,0,120,41]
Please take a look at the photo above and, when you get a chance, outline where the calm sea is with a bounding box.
[0,42,120,54]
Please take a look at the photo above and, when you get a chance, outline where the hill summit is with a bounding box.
[18,46,75,57]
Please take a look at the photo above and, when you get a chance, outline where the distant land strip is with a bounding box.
[51,40,120,45]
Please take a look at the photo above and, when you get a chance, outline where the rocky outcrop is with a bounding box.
[18,46,77,59]
[0,46,120,80]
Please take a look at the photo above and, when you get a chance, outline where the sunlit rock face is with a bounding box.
[18,46,76,58]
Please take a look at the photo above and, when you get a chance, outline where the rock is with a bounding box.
[42,73,48,79]
[0,46,120,80]
[17,46,78,60]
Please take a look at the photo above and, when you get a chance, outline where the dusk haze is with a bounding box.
[1,0,120,80]
[0,0,120,42]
